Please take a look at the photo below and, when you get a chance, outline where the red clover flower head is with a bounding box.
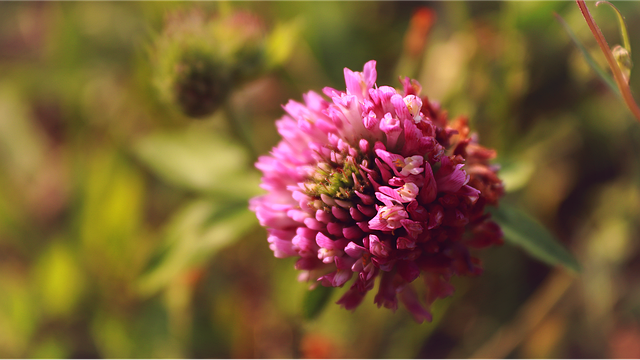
[250,61,504,322]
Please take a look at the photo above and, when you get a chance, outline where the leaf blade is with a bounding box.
[489,204,581,273]
[138,199,258,296]
[133,128,261,199]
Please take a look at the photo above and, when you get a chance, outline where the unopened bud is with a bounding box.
[612,45,632,83]
[152,9,269,118]
[172,50,230,118]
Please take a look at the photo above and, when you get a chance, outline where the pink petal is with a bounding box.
[362,60,377,88]
[345,241,367,258]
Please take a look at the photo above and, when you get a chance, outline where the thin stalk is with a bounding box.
[222,102,258,163]
[576,0,640,123]
[595,1,631,54]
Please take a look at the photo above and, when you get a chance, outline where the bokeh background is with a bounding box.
[1,1,640,358]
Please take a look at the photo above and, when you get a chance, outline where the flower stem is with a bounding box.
[222,102,258,162]
[576,0,640,123]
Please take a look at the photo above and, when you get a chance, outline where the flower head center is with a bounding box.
[304,150,372,208]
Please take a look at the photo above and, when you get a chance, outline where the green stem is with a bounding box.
[576,0,640,123]
[222,102,258,163]
[595,1,631,54]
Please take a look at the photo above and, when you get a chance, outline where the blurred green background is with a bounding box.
[0,1,640,358]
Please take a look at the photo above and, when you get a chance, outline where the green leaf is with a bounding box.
[138,199,258,296]
[302,285,334,320]
[34,241,86,317]
[488,204,581,273]
[133,128,261,199]
[555,13,620,96]
[497,160,535,193]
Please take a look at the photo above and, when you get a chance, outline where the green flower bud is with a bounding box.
[172,49,230,118]
[612,45,632,83]
[151,9,268,118]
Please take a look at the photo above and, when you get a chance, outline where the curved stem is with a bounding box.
[576,0,640,123]
[595,1,631,54]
